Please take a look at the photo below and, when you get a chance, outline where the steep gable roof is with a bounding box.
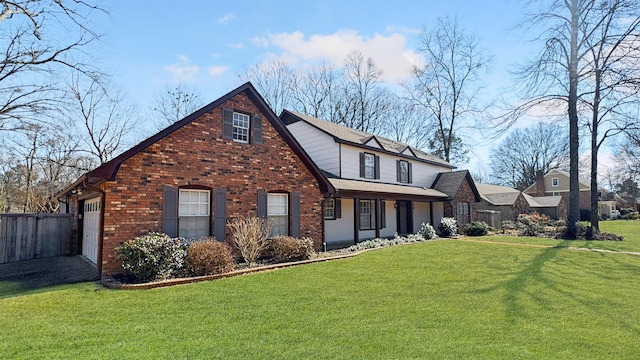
[59,82,335,196]
[280,110,455,169]
[431,170,482,202]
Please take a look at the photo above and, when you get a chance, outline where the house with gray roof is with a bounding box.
[281,110,479,248]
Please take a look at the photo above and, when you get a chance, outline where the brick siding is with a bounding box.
[98,93,324,275]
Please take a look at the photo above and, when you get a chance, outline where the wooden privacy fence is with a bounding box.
[0,213,74,264]
[477,210,502,230]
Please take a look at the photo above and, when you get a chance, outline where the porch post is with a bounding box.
[375,199,381,239]
[429,201,434,225]
[354,197,360,244]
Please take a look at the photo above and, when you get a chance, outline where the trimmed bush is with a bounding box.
[621,212,640,220]
[184,238,235,276]
[229,216,270,265]
[269,236,314,263]
[463,221,488,236]
[517,212,550,236]
[438,217,458,237]
[419,222,437,239]
[114,232,186,282]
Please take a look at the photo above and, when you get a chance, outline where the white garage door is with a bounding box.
[82,197,101,265]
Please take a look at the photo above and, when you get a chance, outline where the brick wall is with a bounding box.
[443,177,478,229]
[99,92,324,275]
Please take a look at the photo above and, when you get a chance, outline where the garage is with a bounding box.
[82,197,100,265]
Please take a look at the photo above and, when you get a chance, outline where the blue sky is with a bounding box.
[94,0,606,173]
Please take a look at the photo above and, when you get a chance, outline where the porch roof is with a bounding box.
[329,178,448,199]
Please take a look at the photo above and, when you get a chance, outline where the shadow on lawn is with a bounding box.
[0,256,99,299]
[474,240,640,335]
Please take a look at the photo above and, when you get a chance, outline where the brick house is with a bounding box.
[431,170,482,228]
[58,83,334,276]
[524,169,590,212]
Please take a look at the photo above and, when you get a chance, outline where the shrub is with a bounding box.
[348,233,426,251]
[463,221,488,236]
[517,212,550,236]
[419,222,437,240]
[438,217,458,237]
[621,212,640,220]
[269,236,314,263]
[620,208,634,216]
[114,232,186,282]
[184,238,235,276]
[229,216,270,265]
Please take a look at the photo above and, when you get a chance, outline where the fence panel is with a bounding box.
[0,213,74,264]
[477,210,502,230]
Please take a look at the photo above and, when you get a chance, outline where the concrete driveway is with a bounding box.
[0,256,99,294]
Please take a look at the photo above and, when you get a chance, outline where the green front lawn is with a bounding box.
[2,223,640,359]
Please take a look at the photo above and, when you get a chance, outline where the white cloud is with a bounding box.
[165,55,199,83]
[252,29,421,83]
[208,65,229,76]
[385,25,421,36]
[229,42,244,49]
[217,13,235,25]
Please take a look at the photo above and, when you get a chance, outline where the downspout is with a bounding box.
[83,177,106,277]
[321,197,327,252]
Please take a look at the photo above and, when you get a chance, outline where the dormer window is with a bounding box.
[552,177,559,187]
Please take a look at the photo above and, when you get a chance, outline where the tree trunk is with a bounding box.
[566,0,580,239]
[590,69,602,235]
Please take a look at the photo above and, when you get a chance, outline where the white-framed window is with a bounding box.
[232,112,250,143]
[364,153,375,179]
[551,177,559,187]
[178,189,210,239]
[552,191,560,196]
[399,160,409,183]
[457,202,471,225]
[324,198,335,220]
[268,193,289,236]
[359,199,376,230]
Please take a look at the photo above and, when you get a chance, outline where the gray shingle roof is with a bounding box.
[476,183,521,205]
[431,170,482,201]
[283,111,454,168]
[523,193,562,207]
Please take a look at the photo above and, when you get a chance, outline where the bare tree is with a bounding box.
[150,84,203,130]
[240,59,296,115]
[405,17,491,164]
[0,0,106,131]
[489,123,570,190]
[384,95,431,150]
[67,76,138,165]
[289,63,340,121]
[511,0,640,236]
[334,51,391,134]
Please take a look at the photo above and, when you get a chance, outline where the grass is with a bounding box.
[1,221,640,359]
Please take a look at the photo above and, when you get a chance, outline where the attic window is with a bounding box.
[552,177,559,187]
[232,112,250,143]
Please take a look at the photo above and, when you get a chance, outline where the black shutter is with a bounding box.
[335,198,342,219]
[252,114,263,145]
[291,192,300,237]
[257,190,267,218]
[381,200,386,228]
[359,153,365,178]
[374,155,380,179]
[162,185,178,237]
[214,188,227,241]
[408,162,412,184]
[396,160,401,182]
[222,108,233,139]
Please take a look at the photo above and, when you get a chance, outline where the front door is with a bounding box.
[396,200,413,235]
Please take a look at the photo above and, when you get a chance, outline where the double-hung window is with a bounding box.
[178,189,210,239]
[551,177,559,187]
[364,154,375,179]
[398,160,411,183]
[359,199,376,230]
[268,193,289,236]
[457,202,471,225]
[324,198,335,219]
[232,112,250,143]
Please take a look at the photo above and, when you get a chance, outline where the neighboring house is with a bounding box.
[598,201,618,219]
[57,83,334,276]
[431,170,482,228]
[522,193,567,220]
[524,169,590,211]
[475,183,529,227]
[281,110,478,249]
